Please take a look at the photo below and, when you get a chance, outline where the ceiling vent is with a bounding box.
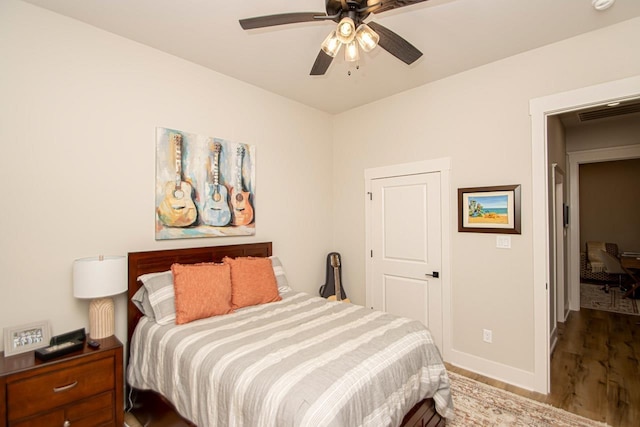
[578,103,640,122]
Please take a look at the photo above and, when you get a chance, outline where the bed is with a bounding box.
[126,242,453,426]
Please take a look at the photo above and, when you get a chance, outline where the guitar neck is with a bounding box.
[213,143,221,186]
[235,146,244,193]
[173,134,183,186]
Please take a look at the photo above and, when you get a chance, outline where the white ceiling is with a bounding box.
[21,0,640,114]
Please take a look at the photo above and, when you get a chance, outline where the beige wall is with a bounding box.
[332,17,640,376]
[566,115,640,152]
[0,0,333,351]
[579,159,640,252]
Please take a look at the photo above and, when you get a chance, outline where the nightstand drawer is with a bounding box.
[9,410,64,427]
[66,390,113,424]
[10,391,113,427]
[7,358,114,421]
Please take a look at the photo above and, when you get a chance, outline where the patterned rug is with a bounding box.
[124,412,143,427]
[447,372,607,426]
[580,282,639,315]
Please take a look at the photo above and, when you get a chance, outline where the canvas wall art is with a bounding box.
[155,127,255,239]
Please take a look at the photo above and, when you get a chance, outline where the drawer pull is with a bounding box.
[63,421,71,427]
[53,381,78,393]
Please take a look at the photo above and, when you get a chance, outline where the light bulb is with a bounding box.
[336,17,356,44]
[321,30,341,57]
[344,40,360,62]
[355,24,379,52]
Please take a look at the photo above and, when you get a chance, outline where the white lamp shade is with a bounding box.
[73,255,127,299]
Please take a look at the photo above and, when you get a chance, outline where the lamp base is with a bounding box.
[89,297,115,339]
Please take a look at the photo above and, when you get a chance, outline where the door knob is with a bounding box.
[425,271,439,278]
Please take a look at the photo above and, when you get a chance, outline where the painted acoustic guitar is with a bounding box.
[230,145,254,226]
[202,142,231,226]
[157,133,197,227]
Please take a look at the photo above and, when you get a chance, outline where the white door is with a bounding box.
[370,172,442,350]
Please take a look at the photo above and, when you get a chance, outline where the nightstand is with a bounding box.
[0,335,123,427]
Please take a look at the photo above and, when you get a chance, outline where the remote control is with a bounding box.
[87,340,100,349]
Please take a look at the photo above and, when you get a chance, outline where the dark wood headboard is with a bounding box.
[127,242,272,343]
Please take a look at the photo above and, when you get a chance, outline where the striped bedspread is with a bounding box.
[127,291,454,426]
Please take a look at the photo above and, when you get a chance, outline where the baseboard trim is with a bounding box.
[448,349,537,392]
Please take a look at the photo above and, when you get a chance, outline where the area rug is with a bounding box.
[124,412,143,427]
[580,282,639,315]
[447,371,607,426]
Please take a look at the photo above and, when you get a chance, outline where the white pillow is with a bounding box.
[137,270,176,325]
[131,287,155,321]
[269,256,292,294]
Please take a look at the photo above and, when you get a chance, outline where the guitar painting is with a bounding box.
[202,142,231,226]
[155,127,256,240]
[230,145,254,226]
[157,133,197,227]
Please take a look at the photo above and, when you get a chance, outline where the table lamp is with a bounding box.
[73,255,127,339]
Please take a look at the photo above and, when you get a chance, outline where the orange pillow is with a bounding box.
[223,256,282,309]
[171,263,234,325]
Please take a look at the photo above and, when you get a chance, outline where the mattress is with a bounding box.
[127,290,454,426]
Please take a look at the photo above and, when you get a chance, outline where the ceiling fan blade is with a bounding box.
[367,21,422,65]
[310,50,334,76]
[370,0,428,15]
[239,12,326,30]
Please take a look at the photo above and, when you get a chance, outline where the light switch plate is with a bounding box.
[496,235,511,249]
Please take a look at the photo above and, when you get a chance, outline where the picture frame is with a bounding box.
[458,185,521,234]
[3,320,51,357]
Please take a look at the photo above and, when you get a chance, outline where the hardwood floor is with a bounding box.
[447,307,640,427]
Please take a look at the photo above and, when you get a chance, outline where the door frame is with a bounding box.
[530,74,640,393]
[364,157,451,359]
[549,163,562,353]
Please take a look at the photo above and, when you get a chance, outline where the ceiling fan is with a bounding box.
[239,0,426,75]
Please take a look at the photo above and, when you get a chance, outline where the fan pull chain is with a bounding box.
[347,63,360,76]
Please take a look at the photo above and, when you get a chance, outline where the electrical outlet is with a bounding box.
[483,329,493,343]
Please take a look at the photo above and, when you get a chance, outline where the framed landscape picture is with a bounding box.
[458,185,521,234]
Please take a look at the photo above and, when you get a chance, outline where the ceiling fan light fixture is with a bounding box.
[321,30,342,57]
[344,40,360,62]
[336,17,356,44]
[355,23,379,52]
